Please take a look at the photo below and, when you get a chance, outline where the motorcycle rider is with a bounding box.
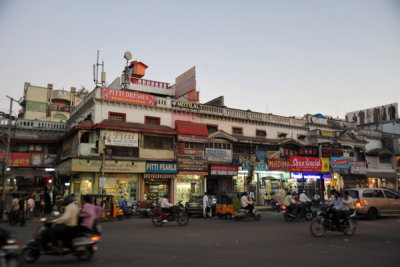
[331,190,347,226]
[241,192,254,214]
[72,195,102,237]
[299,190,311,203]
[284,192,296,208]
[342,191,356,217]
[160,194,174,222]
[46,195,79,252]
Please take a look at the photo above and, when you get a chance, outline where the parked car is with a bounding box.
[344,188,400,220]
[185,195,216,217]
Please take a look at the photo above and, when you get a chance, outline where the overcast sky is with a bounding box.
[1,0,399,119]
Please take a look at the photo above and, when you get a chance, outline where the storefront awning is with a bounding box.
[175,120,208,136]
[367,172,398,179]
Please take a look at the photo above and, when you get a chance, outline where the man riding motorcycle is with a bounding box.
[241,192,254,214]
[160,194,174,223]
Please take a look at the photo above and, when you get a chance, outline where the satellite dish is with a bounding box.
[124,51,132,61]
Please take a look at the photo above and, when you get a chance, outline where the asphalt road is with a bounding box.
[2,212,400,267]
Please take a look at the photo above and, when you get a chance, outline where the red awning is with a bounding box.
[175,120,208,136]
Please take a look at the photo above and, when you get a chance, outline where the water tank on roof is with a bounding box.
[129,61,148,78]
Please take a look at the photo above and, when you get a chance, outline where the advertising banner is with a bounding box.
[172,101,200,112]
[0,153,31,167]
[331,157,350,169]
[72,159,145,173]
[346,103,398,125]
[350,161,367,174]
[254,162,268,172]
[320,142,331,157]
[320,130,334,137]
[175,66,196,98]
[101,130,139,147]
[331,143,342,157]
[177,155,208,172]
[290,157,330,172]
[268,159,290,171]
[101,87,156,106]
[206,148,232,163]
[177,134,208,143]
[210,165,238,176]
[146,162,177,174]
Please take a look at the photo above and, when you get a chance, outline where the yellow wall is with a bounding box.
[139,148,175,160]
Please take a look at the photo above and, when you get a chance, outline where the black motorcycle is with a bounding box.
[0,228,23,267]
[21,213,101,263]
[310,205,356,237]
[282,202,313,222]
[137,202,155,218]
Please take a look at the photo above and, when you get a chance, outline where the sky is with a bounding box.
[0,0,399,119]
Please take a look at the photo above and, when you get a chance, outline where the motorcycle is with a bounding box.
[152,201,189,227]
[21,212,102,263]
[0,228,23,267]
[310,205,357,237]
[282,202,313,222]
[233,207,261,221]
[137,202,155,218]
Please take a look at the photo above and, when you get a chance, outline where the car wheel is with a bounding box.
[367,208,378,221]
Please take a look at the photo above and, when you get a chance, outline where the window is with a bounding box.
[105,146,139,157]
[108,112,126,122]
[278,133,288,138]
[373,190,384,198]
[297,135,306,141]
[232,127,243,135]
[362,190,373,198]
[207,125,218,134]
[384,190,399,199]
[256,130,267,138]
[143,136,173,150]
[80,132,90,143]
[145,116,160,125]
[344,190,359,199]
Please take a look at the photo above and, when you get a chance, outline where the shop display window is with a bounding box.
[104,178,138,202]
[233,176,245,192]
[176,179,202,204]
[144,180,170,201]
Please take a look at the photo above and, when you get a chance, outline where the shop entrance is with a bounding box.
[207,179,218,194]
[144,179,170,201]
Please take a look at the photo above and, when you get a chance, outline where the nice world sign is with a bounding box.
[290,157,330,172]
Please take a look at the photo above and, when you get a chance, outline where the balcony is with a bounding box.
[0,118,67,132]
[52,90,70,101]
[127,78,174,97]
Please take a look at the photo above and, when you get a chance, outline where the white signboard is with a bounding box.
[101,130,138,147]
[99,177,106,187]
[206,148,232,163]
[346,103,398,125]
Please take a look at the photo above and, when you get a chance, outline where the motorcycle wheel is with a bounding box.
[283,212,294,222]
[75,246,94,261]
[255,214,261,221]
[21,247,40,263]
[152,215,164,227]
[310,219,326,237]
[177,213,189,226]
[225,213,232,220]
[343,220,356,236]
[305,212,313,221]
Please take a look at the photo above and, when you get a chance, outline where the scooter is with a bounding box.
[233,208,261,221]
[282,202,313,222]
[21,212,101,263]
[0,228,23,267]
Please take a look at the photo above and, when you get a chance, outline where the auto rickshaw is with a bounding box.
[216,192,242,219]
[85,194,124,221]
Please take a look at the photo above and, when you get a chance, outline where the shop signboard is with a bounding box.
[71,159,145,173]
[290,157,330,172]
[331,143,342,157]
[175,66,196,98]
[350,161,367,174]
[172,101,200,112]
[320,130,334,137]
[101,130,139,147]
[177,155,208,172]
[254,162,268,172]
[101,87,156,106]
[177,134,208,143]
[143,174,175,179]
[210,165,238,176]
[31,154,44,166]
[346,103,398,125]
[0,152,31,167]
[146,162,177,174]
[268,159,290,171]
[331,157,350,169]
[366,156,379,168]
[320,142,331,157]
[206,148,232,163]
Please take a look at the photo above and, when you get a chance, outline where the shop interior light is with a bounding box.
[6,167,10,171]
[65,182,70,186]
[45,168,55,172]
[238,170,248,174]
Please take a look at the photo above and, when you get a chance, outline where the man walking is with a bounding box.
[203,192,211,218]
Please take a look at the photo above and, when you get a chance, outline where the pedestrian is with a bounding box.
[203,192,211,218]
[27,195,35,218]
[9,195,19,224]
[18,195,26,226]
[249,189,255,203]
[44,187,52,215]
[263,192,268,206]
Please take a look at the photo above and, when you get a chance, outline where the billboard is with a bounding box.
[331,157,350,169]
[175,66,196,98]
[101,87,156,106]
[290,157,330,172]
[101,130,139,147]
[346,103,398,125]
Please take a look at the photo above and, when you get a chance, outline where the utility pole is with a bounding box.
[2,96,18,219]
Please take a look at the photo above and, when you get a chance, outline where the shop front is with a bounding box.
[144,161,177,202]
[103,174,139,202]
[290,156,330,199]
[349,160,367,188]
[366,155,398,191]
[207,165,238,194]
[177,155,207,202]
[330,157,351,191]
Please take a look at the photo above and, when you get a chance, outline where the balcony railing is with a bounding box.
[0,118,67,131]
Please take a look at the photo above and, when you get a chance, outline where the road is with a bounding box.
[2,212,400,267]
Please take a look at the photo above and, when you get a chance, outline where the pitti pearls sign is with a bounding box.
[146,162,177,174]
[101,130,139,147]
